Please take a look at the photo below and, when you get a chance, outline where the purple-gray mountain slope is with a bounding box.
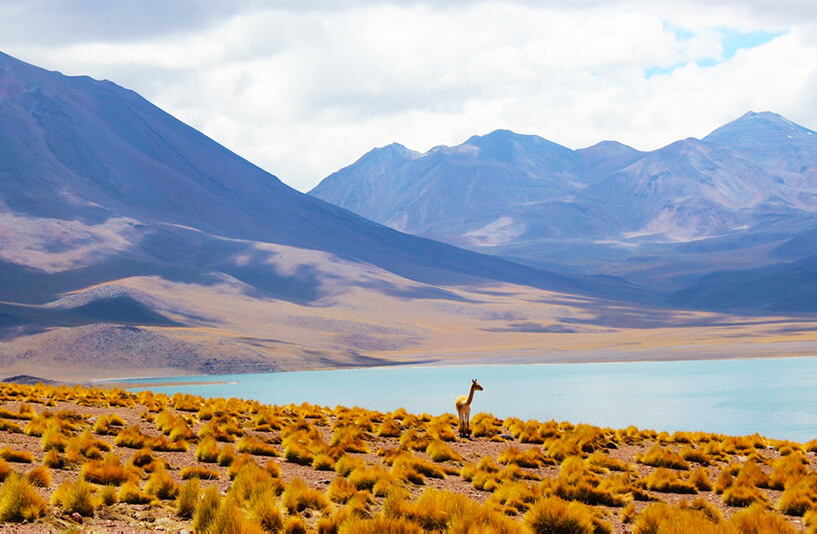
[310,113,817,311]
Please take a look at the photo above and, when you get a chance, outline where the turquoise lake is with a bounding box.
[116,356,817,443]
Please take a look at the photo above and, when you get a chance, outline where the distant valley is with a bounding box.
[1,51,816,381]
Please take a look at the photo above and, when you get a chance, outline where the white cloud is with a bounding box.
[1,1,815,191]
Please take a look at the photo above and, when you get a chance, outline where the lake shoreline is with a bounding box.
[97,350,817,387]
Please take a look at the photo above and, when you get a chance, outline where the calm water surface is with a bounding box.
[117,357,817,442]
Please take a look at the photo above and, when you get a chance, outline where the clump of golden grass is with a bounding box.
[348,465,393,494]
[644,467,697,494]
[376,417,403,438]
[688,467,713,491]
[0,447,34,463]
[42,448,64,470]
[545,456,627,507]
[196,435,220,463]
[0,472,47,522]
[498,445,553,469]
[193,484,222,532]
[0,458,10,482]
[635,444,689,470]
[98,484,118,506]
[237,435,280,457]
[144,465,180,500]
[281,477,330,514]
[247,489,285,531]
[24,465,51,488]
[51,478,97,517]
[312,453,335,471]
[0,418,23,433]
[0,404,36,420]
[525,495,597,534]
[777,473,817,516]
[730,503,797,533]
[81,452,140,485]
[490,479,539,514]
[176,478,200,518]
[180,465,221,480]
[218,444,236,467]
[117,480,154,504]
[330,426,369,453]
[336,516,422,533]
[426,439,462,462]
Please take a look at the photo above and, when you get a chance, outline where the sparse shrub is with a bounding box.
[24,465,50,488]
[52,478,97,516]
[645,468,697,494]
[176,478,200,518]
[499,446,553,469]
[247,489,285,531]
[0,419,23,433]
[285,515,308,534]
[722,478,769,508]
[144,466,180,499]
[689,467,713,491]
[377,418,403,438]
[180,465,221,480]
[312,453,335,471]
[282,477,330,513]
[193,484,222,532]
[636,444,689,470]
[0,447,34,463]
[81,452,139,485]
[338,516,421,533]
[118,480,154,504]
[0,472,47,522]
[777,474,817,516]
[728,503,797,533]
[0,458,10,482]
[197,436,220,463]
[283,441,314,465]
[99,485,118,506]
[218,444,236,467]
[426,440,462,462]
[238,435,280,457]
[586,451,627,472]
[525,495,596,534]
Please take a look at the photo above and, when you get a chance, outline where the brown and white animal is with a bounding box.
[455,379,483,437]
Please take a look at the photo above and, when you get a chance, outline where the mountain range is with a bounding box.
[0,51,665,380]
[1,50,815,381]
[310,112,817,310]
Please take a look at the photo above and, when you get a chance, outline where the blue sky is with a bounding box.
[0,1,815,191]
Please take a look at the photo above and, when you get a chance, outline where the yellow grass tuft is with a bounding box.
[144,466,180,500]
[0,447,34,463]
[238,435,280,457]
[180,465,221,480]
[426,439,462,462]
[24,465,51,488]
[525,495,596,534]
[117,480,154,504]
[81,452,140,485]
[281,477,330,514]
[0,472,47,522]
[176,478,200,518]
[51,478,97,516]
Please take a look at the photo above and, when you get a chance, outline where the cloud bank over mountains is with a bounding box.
[1,0,815,191]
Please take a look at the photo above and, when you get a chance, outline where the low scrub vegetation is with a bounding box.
[0,381,811,531]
